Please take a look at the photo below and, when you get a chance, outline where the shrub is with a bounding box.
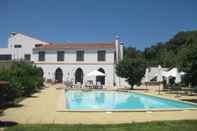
[0,61,44,104]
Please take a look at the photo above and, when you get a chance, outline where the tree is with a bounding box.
[116,58,146,89]
[0,61,44,105]
[176,37,197,86]
[142,30,197,86]
[124,47,143,59]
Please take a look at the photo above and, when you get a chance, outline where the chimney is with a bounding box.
[10,32,17,37]
[119,42,124,60]
[115,35,120,63]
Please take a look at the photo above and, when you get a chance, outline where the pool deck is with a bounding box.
[1,84,197,124]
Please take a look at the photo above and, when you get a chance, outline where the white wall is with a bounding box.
[36,63,115,87]
[0,48,11,55]
[8,33,48,60]
[0,32,129,88]
[33,48,115,63]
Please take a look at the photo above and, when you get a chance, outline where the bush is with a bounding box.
[116,58,146,89]
[0,61,44,104]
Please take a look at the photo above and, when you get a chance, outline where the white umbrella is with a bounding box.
[161,71,169,78]
[87,70,105,77]
[157,65,163,95]
[167,68,178,77]
[175,73,181,84]
[145,68,149,82]
[180,72,186,75]
[157,65,163,82]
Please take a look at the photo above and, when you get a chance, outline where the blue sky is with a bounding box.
[0,0,197,50]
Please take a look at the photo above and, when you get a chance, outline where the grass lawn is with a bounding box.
[3,120,197,131]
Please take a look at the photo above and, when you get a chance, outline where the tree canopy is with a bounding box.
[143,30,197,86]
[116,47,146,88]
[116,30,197,87]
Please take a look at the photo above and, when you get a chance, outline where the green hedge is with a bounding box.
[0,61,44,105]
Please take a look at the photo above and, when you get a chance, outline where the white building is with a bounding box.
[142,66,168,83]
[142,65,185,85]
[0,32,129,88]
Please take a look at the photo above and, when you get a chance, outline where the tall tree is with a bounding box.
[143,30,197,86]
[116,58,146,89]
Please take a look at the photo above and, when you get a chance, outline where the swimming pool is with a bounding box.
[64,90,197,111]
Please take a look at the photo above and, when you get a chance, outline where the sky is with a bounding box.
[0,0,197,50]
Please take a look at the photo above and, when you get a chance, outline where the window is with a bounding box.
[76,51,84,61]
[38,51,45,61]
[97,50,106,61]
[0,55,12,61]
[24,54,31,61]
[14,44,22,48]
[57,51,64,61]
[35,44,43,47]
[114,51,116,62]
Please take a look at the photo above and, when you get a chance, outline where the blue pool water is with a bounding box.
[64,90,197,110]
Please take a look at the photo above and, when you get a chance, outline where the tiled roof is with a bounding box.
[34,42,115,49]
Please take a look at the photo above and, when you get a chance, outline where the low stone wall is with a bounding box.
[145,82,164,91]
[136,82,164,91]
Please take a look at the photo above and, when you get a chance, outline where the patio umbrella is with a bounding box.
[167,68,178,77]
[157,65,163,82]
[161,71,169,78]
[86,70,105,77]
[157,65,162,94]
[175,72,181,84]
[145,68,149,82]
[180,72,186,75]
[145,68,149,90]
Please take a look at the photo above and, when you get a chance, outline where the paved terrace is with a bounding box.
[0,84,197,124]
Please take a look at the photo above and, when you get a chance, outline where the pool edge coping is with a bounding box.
[57,89,197,112]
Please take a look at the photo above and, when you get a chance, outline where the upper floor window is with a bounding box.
[76,50,84,61]
[97,50,106,61]
[35,44,43,48]
[38,51,45,61]
[14,44,22,48]
[0,55,12,61]
[24,54,31,61]
[57,51,64,61]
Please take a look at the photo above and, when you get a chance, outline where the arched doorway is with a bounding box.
[55,68,63,83]
[75,68,83,84]
[96,68,105,85]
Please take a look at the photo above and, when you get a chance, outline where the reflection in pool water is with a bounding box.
[65,90,197,110]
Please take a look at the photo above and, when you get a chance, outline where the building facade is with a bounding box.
[0,33,129,88]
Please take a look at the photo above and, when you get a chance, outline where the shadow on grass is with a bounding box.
[0,103,24,116]
[28,95,38,98]
[0,103,24,109]
[0,121,18,127]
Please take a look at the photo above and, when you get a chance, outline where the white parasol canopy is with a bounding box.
[157,65,163,82]
[145,68,149,82]
[175,72,181,84]
[167,68,178,77]
[180,72,186,75]
[161,71,169,77]
[86,70,105,77]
